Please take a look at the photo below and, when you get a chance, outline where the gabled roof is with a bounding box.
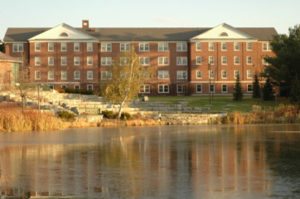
[29,23,98,41]
[3,23,278,42]
[190,23,255,40]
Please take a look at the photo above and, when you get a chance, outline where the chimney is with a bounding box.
[82,20,89,29]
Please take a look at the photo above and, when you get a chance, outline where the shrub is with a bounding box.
[57,110,76,121]
[121,112,131,120]
[101,110,117,119]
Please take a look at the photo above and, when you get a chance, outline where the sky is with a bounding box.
[1,0,299,40]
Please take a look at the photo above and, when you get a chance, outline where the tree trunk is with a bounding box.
[117,100,126,119]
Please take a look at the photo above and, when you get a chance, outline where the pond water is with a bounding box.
[0,124,300,199]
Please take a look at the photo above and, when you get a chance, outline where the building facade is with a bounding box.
[3,21,276,95]
[0,52,21,90]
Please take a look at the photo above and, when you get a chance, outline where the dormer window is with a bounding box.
[220,32,228,37]
[60,32,68,37]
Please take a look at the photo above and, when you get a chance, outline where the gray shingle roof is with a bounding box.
[4,26,277,42]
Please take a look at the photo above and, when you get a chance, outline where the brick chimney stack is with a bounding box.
[82,20,89,29]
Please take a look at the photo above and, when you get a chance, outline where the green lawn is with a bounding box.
[147,95,289,112]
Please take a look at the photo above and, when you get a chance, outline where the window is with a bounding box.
[220,32,229,37]
[61,43,67,52]
[48,43,54,52]
[74,43,80,52]
[35,42,41,52]
[177,84,186,94]
[158,42,169,51]
[87,43,93,52]
[246,56,253,65]
[48,57,54,66]
[120,42,130,52]
[35,57,41,66]
[176,42,187,52]
[208,56,214,65]
[221,70,227,79]
[196,84,202,93]
[158,57,169,66]
[120,57,129,66]
[196,42,202,51]
[222,85,228,93]
[87,84,94,91]
[74,70,80,80]
[12,43,24,52]
[101,71,112,80]
[61,56,67,66]
[158,70,169,79]
[139,42,150,52]
[221,56,228,65]
[87,56,93,66]
[221,42,227,51]
[209,84,215,93]
[208,42,215,51]
[247,84,253,92]
[176,57,188,66]
[234,42,240,51]
[158,84,169,94]
[246,70,253,79]
[74,57,80,66]
[34,71,41,80]
[87,71,93,80]
[196,56,203,65]
[196,70,202,79]
[234,70,240,79]
[208,70,214,79]
[176,70,188,80]
[48,70,54,80]
[262,42,271,51]
[101,57,112,66]
[247,42,253,51]
[234,56,240,65]
[139,57,150,66]
[140,84,150,94]
[61,71,67,80]
[101,42,112,52]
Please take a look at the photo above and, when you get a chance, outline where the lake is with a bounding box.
[0,124,300,199]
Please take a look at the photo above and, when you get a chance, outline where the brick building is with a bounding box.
[0,52,21,90]
[3,21,276,95]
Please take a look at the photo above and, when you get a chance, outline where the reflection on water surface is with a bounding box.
[0,125,300,199]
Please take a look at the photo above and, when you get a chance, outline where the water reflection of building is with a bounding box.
[0,128,287,199]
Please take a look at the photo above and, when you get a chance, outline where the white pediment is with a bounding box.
[29,23,97,41]
[191,23,256,41]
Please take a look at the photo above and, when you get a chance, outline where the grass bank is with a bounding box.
[0,103,68,132]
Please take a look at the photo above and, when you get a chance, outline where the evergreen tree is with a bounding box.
[233,74,243,101]
[262,77,275,101]
[252,73,261,98]
[290,76,300,103]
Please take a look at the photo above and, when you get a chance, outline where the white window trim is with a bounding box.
[246,70,253,79]
[87,56,93,66]
[139,84,151,94]
[101,57,112,66]
[61,56,67,66]
[176,57,188,66]
[74,71,81,80]
[47,71,54,80]
[87,42,93,52]
[208,56,214,65]
[195,70,202,79]
[101,71,112,80]
[158,42,169,52]
[61,71,67,80]
[208,42,215,51]
[209,84,215,93]
[87,71,94,80]
[195,56,203,65]
[234,42,240,51]
[221,42,227,51]
[139,57,150,66]
[234,70,240,79]
[246,56,253,65]
[195,42,202,51]
[35,57,41,66]
[48,57,54,66]
[87,84,94,91]
[176,42,187,52]
[120,42,130,52]
[221,70,227,79]
[158,70,169,80]
[221,84,228,93]
[158,84,169,94]
[139,42,150,52]
[158,57,169,66]
[176,70,188,80]
[48,43,54,52]
[35,42,41,52]
[101,42,112,52]
[234,56,240,65]
[262,42,271,51]
[177,84,186,94]
[195,84,203,93]
[221,56,228,65]
[12,43,24,53]
[34,71,41,80]
[74,42,80,52]
[246,42,253,51]
[61,43,67,52]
